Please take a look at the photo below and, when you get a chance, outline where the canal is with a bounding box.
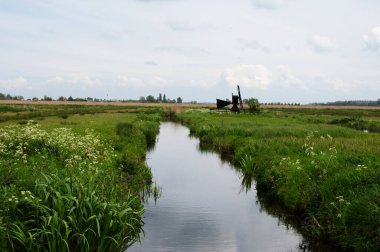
[129,122,307,252]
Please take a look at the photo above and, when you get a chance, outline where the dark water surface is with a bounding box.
[129,122,306,252]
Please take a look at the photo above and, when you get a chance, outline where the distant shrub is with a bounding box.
[246,98,261,113]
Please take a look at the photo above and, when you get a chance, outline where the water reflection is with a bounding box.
[129,123,307,252]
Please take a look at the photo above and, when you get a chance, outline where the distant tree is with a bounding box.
[176,97,182,104]
[0,93,5,100]
[68,96,74,101]
[87,97,93,102]
[74,98,87,102]
[158,93,162,102]
[146,95,156,103]
[246,98,261,113]
[6,94,12,100]
[162,94,167,103]
[32,97,39,101]
[43,96,53,101]
[378,99,380,106]
[139,96,146,103]
[58,96,66,101]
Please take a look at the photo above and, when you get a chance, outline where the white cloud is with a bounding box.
[251,0,292,9]
[48,76,65,83]
[224,64,273,90]
[308,35,335,53]
[117,76,145,88]
[277,65,302,87]
[363,26,380,53]
[155,46,208,56]
[148,76,168,86]
[166,20,215,31]
[0,77,31,90]
[144,60,158,66]
[240,40,270,54]
[67,76,103,88]
[323,77,353,92]
[100,28,134,40]
[117,75,167,88]
[304,76,354,93]
[137,0,177,2]
[188,79,216,89]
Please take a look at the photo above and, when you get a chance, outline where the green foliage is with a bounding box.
[246,98,261,113]
[0,93,23,101]
[0,103,160,123]
[330,116,380,133]
[177,109,380,251]
[61,114,69,119]
[0,117,160,251]
[0,175,143,252]
[114,117,160,191]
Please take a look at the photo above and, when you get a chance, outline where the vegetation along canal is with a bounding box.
[129,122,324,252]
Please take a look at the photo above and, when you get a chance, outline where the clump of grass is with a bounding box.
[0,121,145,251]
[177,110,380,251]
[17,120,28,125]
[330,117,380,133]
[114,120,159,192]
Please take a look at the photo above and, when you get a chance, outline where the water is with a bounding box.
[129,122,305,252]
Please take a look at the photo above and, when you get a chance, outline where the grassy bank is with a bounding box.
[0,106,161,251]
[177,109,380,251]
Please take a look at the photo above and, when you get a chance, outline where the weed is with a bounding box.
[0,116,161,251]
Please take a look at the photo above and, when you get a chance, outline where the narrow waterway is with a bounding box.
[129,122,305,252]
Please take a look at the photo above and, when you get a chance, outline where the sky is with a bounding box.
[0,0,380,103]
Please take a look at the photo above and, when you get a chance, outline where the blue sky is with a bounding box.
[1,0,380,103]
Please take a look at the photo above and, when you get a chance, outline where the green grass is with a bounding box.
[0,106,162,251]
[177,109,380,252]
[1,103,379,251]
[0,103,162,123]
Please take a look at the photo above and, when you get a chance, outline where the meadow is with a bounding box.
[177,107,380,251]
[0,102,379,251]
[0,103,162,251]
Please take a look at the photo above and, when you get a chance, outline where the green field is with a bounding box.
[177,107,380,251]
[0,104,162,251]
[0,103,379,251]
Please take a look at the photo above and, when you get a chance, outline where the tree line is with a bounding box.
[139,93,182,104]
[310,99,380,107]
[254,101,301,106]
[0,93,24,100]
[0,92,185,104]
